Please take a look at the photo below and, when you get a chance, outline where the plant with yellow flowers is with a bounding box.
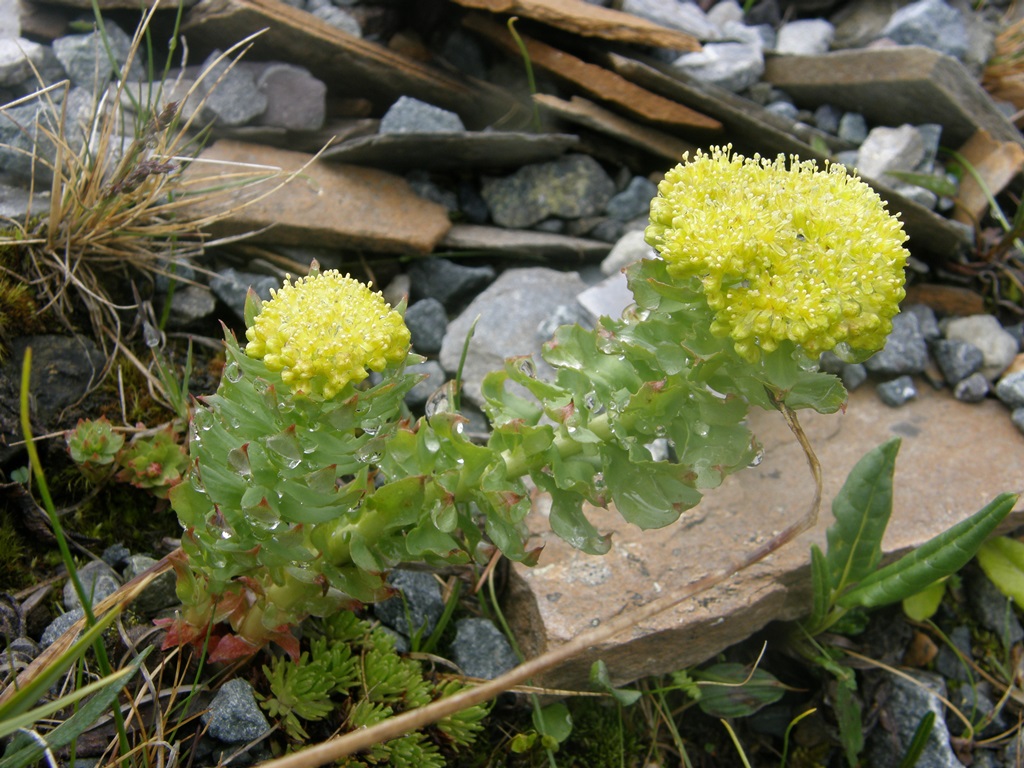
[162,146,1015,665]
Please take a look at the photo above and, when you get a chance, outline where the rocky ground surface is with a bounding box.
[2,0,1024,764]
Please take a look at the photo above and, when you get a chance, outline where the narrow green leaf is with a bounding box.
[976,536,1024,610]
[838,493,1019,609]
[835,679,863,768]
[805,544,832,633]
[886,170,959,198]
[897,711,936,768]
[827,438,901,594]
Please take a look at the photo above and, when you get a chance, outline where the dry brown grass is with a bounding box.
[983,16,1024,123]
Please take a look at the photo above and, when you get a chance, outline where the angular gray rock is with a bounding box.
[210,268,279,322]
[953,372,990,403]
[404,360,447,410]
[856,124,925,182]
[932,338,984,385]
[379,95,465,134]
[124,555,178,616]
[450,618,518,680]
[671,42,764,93]
[63,561,121,611]
[202,679,270,743]
[775,19,835,55]
[404,298,448,355]
[863,671,964,768]
[876,375,917,407]
[864,313,928,376]
[995,371,1024,409]
[879,0,969,61]
[40,608,84,649]
[605,176,657,221]
[837,111,868,144]
[374,569,445,639]
[0,37,44,85]
[408,258,495,310]
[481,154,616,229]
[256,63,327,131]
[52,24,139,88]
[195,51,267,127]
[944,315,1018,380]
[439,268,588,406]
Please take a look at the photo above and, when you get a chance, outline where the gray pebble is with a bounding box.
[944,314,1018,380]
[1012,407,1024,436]
[840,363,868,390]
[450,617,518,680]
[864,313,928,376]
[405,298,448,355]
[837,112,867,145]
[202,679,271,743]
[876,375,917,407]
[995,371,1024,408]
[211,269,279,322]
[404,360,447,410]
[374,569,445,639]
[40,608,84,648]
[408,258,495,310]
[953,372,990,403]
[380,96,465,134]
[63,560,121,611]
[967,569,1024,647]
[605,176,657,221]
[932,338,983,385]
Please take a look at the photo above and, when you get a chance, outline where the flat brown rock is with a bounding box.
[181,0,520,128]
[505,386,1024,689]
[322,132,580,171]
[534,94,697,162]
[449,0,700,50]
[762,47,1024,149]
[178,140,451,253]
[464,14,721,133]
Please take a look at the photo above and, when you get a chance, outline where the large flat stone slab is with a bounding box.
[179,140,451,253]
[450,0,701,51]
[322,132,580,172]
[505,385,1024,689]
[762,47,1024,150]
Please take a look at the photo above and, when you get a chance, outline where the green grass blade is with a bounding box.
[826,438,901,594]
[897,711,935,768]
[837,492,1019,609]
[0,648,150,767]
[0,609,122,726]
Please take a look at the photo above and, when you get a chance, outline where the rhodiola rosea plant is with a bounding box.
[158,145,1004,666]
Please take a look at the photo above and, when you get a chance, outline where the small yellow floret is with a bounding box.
[645,145,909,362]
[245,269,410,399]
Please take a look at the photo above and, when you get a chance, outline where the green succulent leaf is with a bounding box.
[603,444,702,530]
[838,492,1019,609]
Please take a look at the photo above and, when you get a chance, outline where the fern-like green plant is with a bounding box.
[256,610,490,766]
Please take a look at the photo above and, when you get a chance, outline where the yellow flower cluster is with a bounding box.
[245,269,410,399]
[645,146,909,362]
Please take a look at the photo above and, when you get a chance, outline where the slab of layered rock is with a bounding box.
[178,140,451,253]
[450,0,700,51]
[181,0,519,128]
[463,14,721,133]
[534,94,697,162]
[505,385,1024,689]
[762,46,1024,150]
[323,131,580,171]
[439,224,611,262]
